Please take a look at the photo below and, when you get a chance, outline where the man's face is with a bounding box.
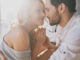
[46,0,61,25]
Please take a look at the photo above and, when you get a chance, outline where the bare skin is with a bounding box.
[31,28,46,60]
[31,28,58,60]
[46,0,73,27]
[4,26,30,51]
[36,0,74,60]
[0,0,45,60]
[37,37,58,60]
[0,51,7,60]
[37,49,55,60]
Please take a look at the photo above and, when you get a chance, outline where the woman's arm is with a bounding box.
[32,28,46,60]
[37,34,58,60]
[0,51,7,60]
[37,43,58,60]
[32,40,44,60]
[37,49,55,60]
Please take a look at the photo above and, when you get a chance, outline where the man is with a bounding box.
[36,0,80,60]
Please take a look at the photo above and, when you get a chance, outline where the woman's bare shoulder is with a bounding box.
[4,26,30,51]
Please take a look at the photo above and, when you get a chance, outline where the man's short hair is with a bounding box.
[50,0,76,13]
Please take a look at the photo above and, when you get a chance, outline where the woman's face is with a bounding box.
[31,1,45,28]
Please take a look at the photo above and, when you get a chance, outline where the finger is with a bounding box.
[37,28,45,32]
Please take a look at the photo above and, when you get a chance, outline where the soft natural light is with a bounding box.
[0,0,27,40]
[0,0,46,40]
[1,0,23,23]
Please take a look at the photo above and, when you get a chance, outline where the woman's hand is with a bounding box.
[33,28,46,44]
[0,51,7,60]
[43,37,58,50]
[32,28,46,60]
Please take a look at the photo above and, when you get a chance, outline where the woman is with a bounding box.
[0,0,45,60]
[0,51,7,60]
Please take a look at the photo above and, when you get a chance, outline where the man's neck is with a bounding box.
[59,13,73,28]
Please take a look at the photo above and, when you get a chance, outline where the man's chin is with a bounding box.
[50,23,58,26]
[50,21,60,26]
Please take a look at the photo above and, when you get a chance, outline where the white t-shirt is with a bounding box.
[46,13,80,60]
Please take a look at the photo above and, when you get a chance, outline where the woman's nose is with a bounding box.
[45,10,48,17]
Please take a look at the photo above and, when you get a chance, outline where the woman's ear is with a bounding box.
[58,3,66,14]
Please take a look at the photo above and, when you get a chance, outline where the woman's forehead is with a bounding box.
[33,1,44,9]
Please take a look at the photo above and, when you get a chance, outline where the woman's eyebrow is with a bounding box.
[45,8,48,10]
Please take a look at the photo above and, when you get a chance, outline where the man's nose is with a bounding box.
[45,8,49,17]
[42,12,46,18]
[46,11,49,17]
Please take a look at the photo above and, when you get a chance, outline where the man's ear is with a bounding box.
[58,3,66,14]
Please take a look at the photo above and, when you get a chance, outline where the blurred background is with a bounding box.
[0,0,80,42]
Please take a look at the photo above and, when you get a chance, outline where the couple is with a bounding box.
[1,0,80,60]
[0,0,55,60]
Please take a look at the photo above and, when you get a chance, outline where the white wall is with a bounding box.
[0,0,22,40]
[76,0,80,14]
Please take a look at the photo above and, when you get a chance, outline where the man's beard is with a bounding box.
[50,16,61,26]
[50,10,61,26]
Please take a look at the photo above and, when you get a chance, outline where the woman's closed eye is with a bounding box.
[37,9,45,13]
[45,8,49,12]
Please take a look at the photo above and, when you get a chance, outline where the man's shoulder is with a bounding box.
[70,13,80,32]
[74,13,80,21]
[65,23,80,40]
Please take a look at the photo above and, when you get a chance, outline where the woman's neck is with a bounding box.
[18,23,34,34]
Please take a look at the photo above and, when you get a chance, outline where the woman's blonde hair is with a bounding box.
[17,0,44,26]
